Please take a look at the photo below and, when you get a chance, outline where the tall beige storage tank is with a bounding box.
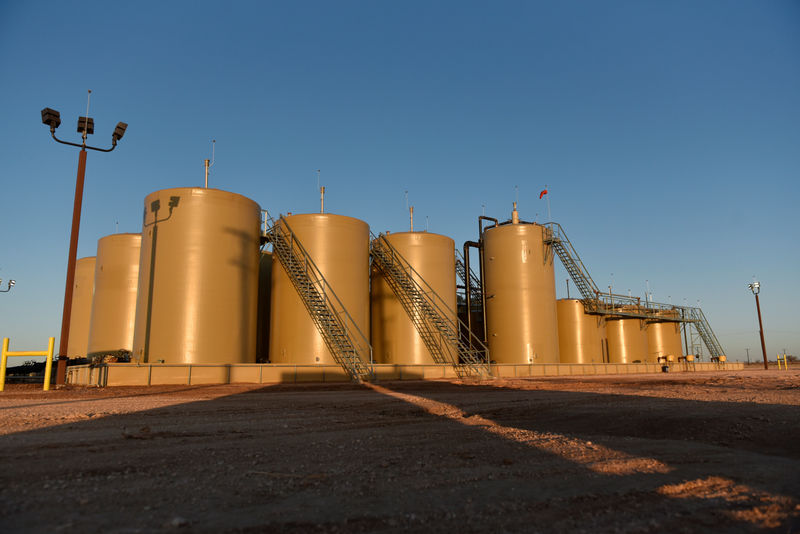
[483,216,560,364]
[256,251,272,362]
[87,233,141,359]
[371,231,457,364]
[606,317,649,363]
[556,299,607,363]
[269,214,369,364]
[647,316,683,361]
[66,256,96,359]
[131,188,261,364]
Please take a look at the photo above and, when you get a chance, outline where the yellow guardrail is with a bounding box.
[777,353,788,370]
[0,337,56,392]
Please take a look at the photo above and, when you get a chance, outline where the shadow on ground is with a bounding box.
[0,377,798,533]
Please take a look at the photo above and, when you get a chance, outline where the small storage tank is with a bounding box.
[647,312,683,362]
[269,213,369,364]
[256,251,272,362]
[606,317,649,363]
[131,188,261,364]
[66,256,96,359]
[87,233,141,359]
[556,299,607,363]
[483,207,560,364]
[371,231,457,364]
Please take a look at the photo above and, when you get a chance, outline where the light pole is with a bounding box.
[0,279,15,293]
[748,280,768,370]
[40,98,127,385]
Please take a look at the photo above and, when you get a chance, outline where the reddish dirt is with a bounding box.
[1,370,799,532]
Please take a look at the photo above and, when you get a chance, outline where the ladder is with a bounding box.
[543,222,599,302]
[265,216,374,382]
[370,234,489,378]
[680,306,725,360]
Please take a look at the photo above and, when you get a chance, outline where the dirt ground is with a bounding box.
[1,370,798,533]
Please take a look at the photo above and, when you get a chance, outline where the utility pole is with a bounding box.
[748,280,768,370]
[745,348,750,364]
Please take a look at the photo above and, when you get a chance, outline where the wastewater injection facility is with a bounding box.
[58,181,734,387]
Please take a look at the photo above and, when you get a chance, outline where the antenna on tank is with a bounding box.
[481,204,485,216]
[316,169,325,213]
[515,184,519,204]
[425,215,429,232]
[409,206,414,231]
[115,220,119,233]
[204,140,215,188]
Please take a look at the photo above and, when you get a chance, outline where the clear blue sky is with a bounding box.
[1,1,798,362]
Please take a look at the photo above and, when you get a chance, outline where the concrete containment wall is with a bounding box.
[67,361,744,386]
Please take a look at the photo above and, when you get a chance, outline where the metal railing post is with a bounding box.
[0,338,8,392]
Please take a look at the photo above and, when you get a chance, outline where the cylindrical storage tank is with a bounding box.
[256,251,272,363]
[606,317,649,363]
[556,299,607,363]
[66,257,96,359]
[269,214,369,364]
[87,233,141,359]
[371,231,457,364]
[647,320,683,362]
[483,220,560,363]
[131,188,261,364]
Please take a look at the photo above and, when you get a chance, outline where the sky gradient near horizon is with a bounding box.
[1,1,798,362]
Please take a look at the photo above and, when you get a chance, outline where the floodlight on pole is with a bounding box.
[0,279,15,293]
[40,91,127,385]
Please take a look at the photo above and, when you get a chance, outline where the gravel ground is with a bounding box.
[0,370,798,533]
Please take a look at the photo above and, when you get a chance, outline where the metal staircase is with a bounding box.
[371,234,489,378]
[543,222,600,302]
[455,250,482,305]
[679,306,725,359]
[265,215,374,382]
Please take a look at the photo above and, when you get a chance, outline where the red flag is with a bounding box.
[539,189,548,199]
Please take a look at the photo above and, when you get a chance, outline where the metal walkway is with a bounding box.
[542,222,726,359]
[371,234,489,378]
[265,216,374,382]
